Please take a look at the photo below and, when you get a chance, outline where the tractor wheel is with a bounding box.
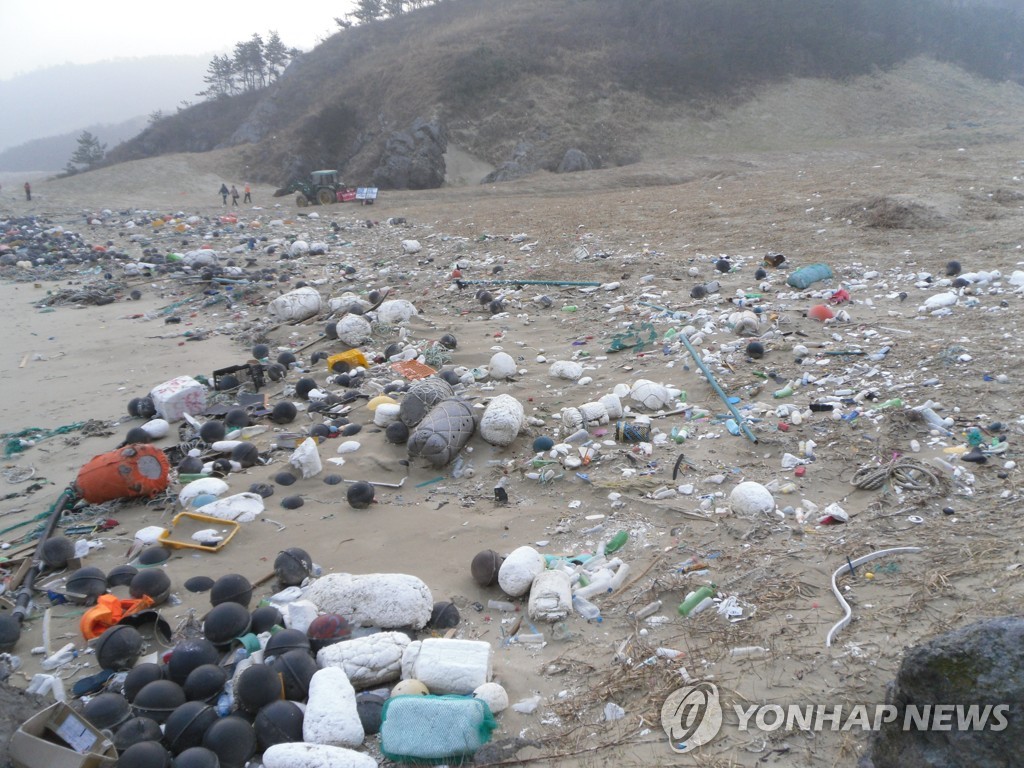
[296,195,308,207]
[317,188,336,206]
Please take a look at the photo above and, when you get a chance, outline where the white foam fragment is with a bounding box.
[304,573,432,629]
[304,667,364,747]
[400,638,492,695]
[317,631,410,688]
[263,743,377,768]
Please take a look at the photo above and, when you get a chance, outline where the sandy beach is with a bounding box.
[2,62,1024,767]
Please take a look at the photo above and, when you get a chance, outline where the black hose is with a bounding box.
[11,488,78,623]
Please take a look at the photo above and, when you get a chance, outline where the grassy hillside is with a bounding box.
[105,0,1024,187]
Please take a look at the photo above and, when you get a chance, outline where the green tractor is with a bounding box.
[273,170,356,207]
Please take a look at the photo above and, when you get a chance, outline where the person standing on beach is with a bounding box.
[219,183,229,204]
[24,182,31,201]
[243,183,252,203]
[231,185,240,206]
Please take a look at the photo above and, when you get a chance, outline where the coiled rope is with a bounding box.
[850,458,942,492]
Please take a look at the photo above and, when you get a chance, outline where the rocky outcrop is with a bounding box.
[481,141,539,184]
[371,118,447,190]
[862,616,1024,768]
[557,148,594,173]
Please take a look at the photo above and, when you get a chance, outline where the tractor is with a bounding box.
[273,170,357,207]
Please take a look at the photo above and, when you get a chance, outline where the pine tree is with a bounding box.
[350,0,384,24]
[264,31,291,80]
[68,131,106,171]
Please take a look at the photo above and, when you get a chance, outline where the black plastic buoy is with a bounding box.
[130,569,172,605]
[198,421,226,444]
[236,664,284,715]
[40,536,76,569]
[268,649,318,701]
[83,691,132,730]
[270,401,297,424]
[183,664,228,703]
[164,702,220,755]
[202,716,257,768]
[93,624,144,671]
[118,740,172,768]
[124,663,165,702]
[273,548,312,587]
[203,602,251,647]
[173,747,221,768]
[210,573,253,608]
[254,700,304,751]
[133,680,186,723]
[471,550,504,587]
[346,481,375,509]
[167,639,220,685]
[113,717,163,752]
[263,629,310,660]
[427,601,461,630]
[108,563,139,587]
[356,692,386,735]
[250,605,284,634]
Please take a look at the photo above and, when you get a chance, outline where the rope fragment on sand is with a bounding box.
[826,546,923,647]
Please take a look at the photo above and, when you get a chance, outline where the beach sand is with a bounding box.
[2,68,1024,766]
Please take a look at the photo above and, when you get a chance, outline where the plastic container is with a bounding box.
[572,595,602,622]
[487,600,516,613]
[326,349,369,373]
[678,585,716,616]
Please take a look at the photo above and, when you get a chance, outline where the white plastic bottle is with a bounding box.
[572,595,602,623]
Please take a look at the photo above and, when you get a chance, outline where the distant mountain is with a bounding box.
[0,116,151,173]
[0,55,210,153]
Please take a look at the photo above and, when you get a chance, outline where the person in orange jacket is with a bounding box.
[243,183,252,203]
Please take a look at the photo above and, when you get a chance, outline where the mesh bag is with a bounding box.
[399,377,455,427]
[407,398,476,467]
[380,694,496,763]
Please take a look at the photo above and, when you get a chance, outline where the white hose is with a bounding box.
[826,546,923,647]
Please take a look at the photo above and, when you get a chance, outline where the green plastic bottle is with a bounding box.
[604,530,629,554]
[678,584,716,616]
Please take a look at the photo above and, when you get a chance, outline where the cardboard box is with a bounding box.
[9,702,118,768]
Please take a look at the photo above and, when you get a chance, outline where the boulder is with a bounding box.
[372,118,447,190]
[862,616,1024,768]
[556,148,594,173]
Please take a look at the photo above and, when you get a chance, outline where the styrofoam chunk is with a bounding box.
[304,667,364,747]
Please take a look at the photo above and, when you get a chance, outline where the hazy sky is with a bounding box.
[0,1,356,80]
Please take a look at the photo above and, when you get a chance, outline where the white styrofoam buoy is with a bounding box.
[268,286,322,322]
[334,315,372,347]
[479,394,525,447]
[729,481,775,516]
[497,546,545,597]
[488,352,518,380]
[549,360,584,381]
[376,299,418,325]
[473,682,509,714]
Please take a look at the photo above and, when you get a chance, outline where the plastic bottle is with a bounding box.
[630,600,663,620]
[561,305,578,313]
[604,530,629,554]
[572,594,602,622]
[574,573,613,599]
[608,562,631,592]
[487,599,517,613]
[773,383,795,399]
[871,398,902,411]
[729,646,769,659]
[678,585,716,616]
[515,633,545,645]
[41,643,77,671]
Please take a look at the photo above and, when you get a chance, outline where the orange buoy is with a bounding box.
[75,444,170,504]
[808,304,834,322]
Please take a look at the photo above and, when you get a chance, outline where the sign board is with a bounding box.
[356,187,378,201]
